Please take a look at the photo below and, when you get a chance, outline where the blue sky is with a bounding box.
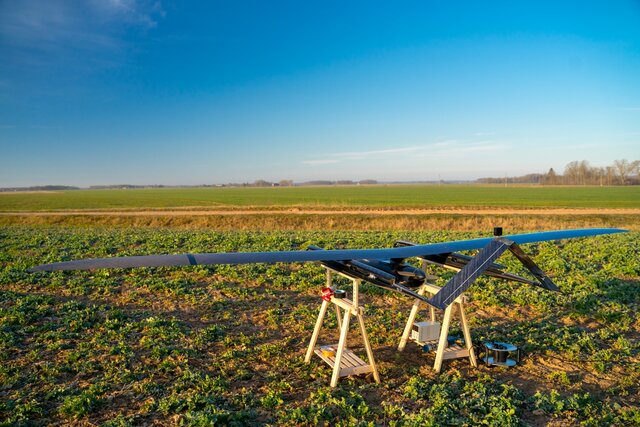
[1,1,639,186]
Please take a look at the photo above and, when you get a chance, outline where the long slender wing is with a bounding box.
[28,228,626,272]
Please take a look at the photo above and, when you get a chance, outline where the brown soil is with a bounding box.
[2,207,640,216]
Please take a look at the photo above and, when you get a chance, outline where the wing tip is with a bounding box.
[28,264,54,273]
[588,228,629,236]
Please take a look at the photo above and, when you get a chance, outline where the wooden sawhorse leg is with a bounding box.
[398,285,427,351]
[458,301,477,368]
[356,309,380,383]
[330,307,352,387]
[433,301,477,372]
[305,299,329,363]
[433,303,454,372]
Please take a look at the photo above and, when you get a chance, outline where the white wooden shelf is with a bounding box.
[314,345,374,377]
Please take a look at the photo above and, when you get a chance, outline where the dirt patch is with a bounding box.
[2,207,640,216]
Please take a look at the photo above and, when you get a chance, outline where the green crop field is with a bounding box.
[1,227,639,425]
[2,184,639,425]
[1,185,640,211]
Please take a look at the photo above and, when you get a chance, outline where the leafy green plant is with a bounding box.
[1,227,638,425]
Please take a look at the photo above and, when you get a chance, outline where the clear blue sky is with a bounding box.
[1,1,639,186]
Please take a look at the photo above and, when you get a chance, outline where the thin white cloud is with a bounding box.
[302,139,505,166]
[622,107,640,112]
[332,145,428,158]
[559,143,598,150]
[0,1,165,60]
[456,143,503,153]
[420,140,507,158]
[301,159,341,165]
[431,139,458,147]
[95,0,166,28]
[301,145,427,165]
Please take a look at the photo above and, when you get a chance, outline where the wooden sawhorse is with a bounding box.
[305,269,381,387]
[398,282,477,372]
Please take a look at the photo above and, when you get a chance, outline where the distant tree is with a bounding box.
[593,167,605,186]
[253,180,272,187]
[564,161,580,185]
[477,159,637,186]
[544,168,557,185]
[632,160,640,183]
[304,180,334,186]
[605,166,614,186]
[279,180,294,187]
[613,159,635,185]
[577,160,591,185]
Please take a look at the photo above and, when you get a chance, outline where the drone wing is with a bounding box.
[28,228,625,272]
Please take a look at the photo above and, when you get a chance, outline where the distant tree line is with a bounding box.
[88,184,167,189]
[4,159,636,192]
[223,179,379,187]
[0,180,383,191]
[0,185,80,192]
[477,159,640,185]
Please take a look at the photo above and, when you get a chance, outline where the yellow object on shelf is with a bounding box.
[321,346,336,358]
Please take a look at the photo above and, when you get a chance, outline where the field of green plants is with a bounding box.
[1,227,639,425]
[2,185,640,211]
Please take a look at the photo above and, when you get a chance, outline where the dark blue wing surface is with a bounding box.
[28,228,626,272]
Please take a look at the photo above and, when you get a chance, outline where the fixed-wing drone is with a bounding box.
[29,228,626,309]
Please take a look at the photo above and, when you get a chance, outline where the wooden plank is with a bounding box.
[314,349,336,368]
[408,339,438,349]
[353,279,360,307]
[331,297,357,313]
[345,351,367,366]
[330,308,352,387]
[341,351,360,368]
[433,303,453,372]
[340,364,373,376]
[305,299,329,363]
[314,348,372,376]
[458,301,478,368]
[339,352,356,368]
[443,349,470,359]
[398,285,426,351]
[357,312,380,383]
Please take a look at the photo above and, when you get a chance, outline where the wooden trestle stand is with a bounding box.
[306,265,478,386]
[397,279,477,372]
[305,268,380,387]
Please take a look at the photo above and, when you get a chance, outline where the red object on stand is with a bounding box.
[321,287,334,301]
